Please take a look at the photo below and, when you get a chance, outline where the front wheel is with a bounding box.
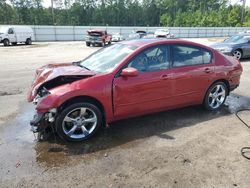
[3,39,10,46]
[233,50,242,60]
[55,102,102,142]
[204,82,228,111]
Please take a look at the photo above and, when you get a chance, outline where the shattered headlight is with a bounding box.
[33,87,51,105]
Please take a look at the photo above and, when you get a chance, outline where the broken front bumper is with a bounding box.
[30,107,57,133]
[30,112,45,133]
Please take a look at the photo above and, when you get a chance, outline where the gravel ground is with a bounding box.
[0,39,250,188]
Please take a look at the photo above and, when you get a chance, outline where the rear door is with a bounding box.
[113,45,173,118]
[169,44,214,105]
[241,37,250,57]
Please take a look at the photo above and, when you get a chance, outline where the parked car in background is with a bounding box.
[128,30,147,39]
[111,33,124,42]
[85,29,112,47]
[210,34,250,60]
[154,29,174,38]
[0,26,34,46]
[28,39,243,142]
[239,30,250,34]
[142,32,155,39]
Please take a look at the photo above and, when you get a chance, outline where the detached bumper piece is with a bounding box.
[30,113,45,133]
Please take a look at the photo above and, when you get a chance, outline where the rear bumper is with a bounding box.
[86,40,102,44]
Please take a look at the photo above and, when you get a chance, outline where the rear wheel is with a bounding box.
[233,50,242,60]
[86,42,90,46]
[3,39,10,46]
[204,82,228,111]
[56,102,102,142]
[25,38,32,45]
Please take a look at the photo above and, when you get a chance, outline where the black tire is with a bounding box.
[3,39,10,46]
[12,42,17,45]
[108,41,111,45]
[55,102,102,142]
[203,81,228,111]
[25,38,32,45]
[86,42,90,46]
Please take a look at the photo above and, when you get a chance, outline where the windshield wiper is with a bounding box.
[81,65,91,71]
[73,61,91,71]
[72,61,91,71]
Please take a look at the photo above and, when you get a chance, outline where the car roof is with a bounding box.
[87,29,106,33]
[120,38,210,49]
[232,34,250,37]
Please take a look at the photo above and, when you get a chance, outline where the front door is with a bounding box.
[7,28,16,43]
[113,45,173,119]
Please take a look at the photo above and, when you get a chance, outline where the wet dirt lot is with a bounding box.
[0,40,250,188]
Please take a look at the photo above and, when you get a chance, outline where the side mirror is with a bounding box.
[121,67,139,77]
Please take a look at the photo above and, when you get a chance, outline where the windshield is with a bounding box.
[88,32,102,36]
[80,44,138,73]
[0,27,7,34]
[224,35,250,44]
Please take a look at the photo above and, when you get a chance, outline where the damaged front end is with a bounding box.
[30,86,58,140]
[28,63,96,139]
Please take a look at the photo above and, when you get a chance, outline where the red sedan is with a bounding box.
[28,39,243,142]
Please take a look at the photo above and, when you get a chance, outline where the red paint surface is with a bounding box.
[27,39,243,123]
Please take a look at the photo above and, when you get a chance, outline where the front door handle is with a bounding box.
[204,68,211,73]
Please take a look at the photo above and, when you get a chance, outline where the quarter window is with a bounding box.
[128,45,170,72]
[172,45,212,67]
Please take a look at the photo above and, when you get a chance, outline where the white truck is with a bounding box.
[0,26,34,46]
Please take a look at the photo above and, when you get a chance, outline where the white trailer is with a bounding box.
[0,26,34,46]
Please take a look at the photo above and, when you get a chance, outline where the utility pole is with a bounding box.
[240,0,246,26]
[51,0,55,25]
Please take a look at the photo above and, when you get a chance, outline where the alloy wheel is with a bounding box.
[62,107,97,139]
[233,50,242,60]
[208,84,226,109]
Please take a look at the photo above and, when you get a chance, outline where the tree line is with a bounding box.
[0,0,250,27]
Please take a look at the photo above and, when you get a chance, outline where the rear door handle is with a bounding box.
[161,74,169,80]
[204,68,211,73]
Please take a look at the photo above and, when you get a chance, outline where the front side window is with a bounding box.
[172,45,212,67]
[8,28,14,34]
[128,45,170,72]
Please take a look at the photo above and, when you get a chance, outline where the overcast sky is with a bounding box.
[42,0,250,8]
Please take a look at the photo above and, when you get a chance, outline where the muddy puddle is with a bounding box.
[0,93,249,180]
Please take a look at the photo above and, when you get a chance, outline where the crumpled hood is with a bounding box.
[27,63,96,102]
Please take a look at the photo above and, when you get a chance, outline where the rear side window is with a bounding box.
[172,45,212,67]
